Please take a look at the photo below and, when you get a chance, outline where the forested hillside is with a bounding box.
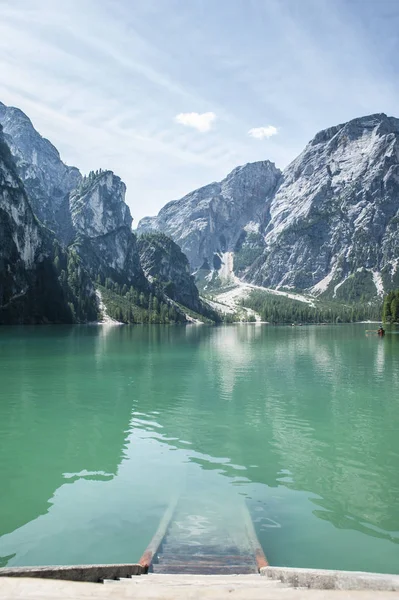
[242,290,381,324]
[382,290,399,323]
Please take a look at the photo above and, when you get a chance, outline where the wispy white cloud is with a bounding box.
[2,0,399,224]
[248,125,278,140]
[0,2,250,222]
[175,112,216,132]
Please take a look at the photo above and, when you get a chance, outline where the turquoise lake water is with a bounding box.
[0,324,398,572]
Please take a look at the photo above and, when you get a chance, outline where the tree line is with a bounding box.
[97,279,186,324]
[382,290,399,323]
[242,290,382,324]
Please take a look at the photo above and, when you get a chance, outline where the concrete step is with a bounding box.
[156,555,256,565]
[151,564,259,575]
[164,536,224,546]
[106,574,284,587]
[160,543,245,554]
[109,575,264,583]
[130,574,265,582]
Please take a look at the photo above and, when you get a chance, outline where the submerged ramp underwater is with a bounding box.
[139,494,268,575]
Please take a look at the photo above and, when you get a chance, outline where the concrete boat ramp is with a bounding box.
[1,497,399,598]
[138,495,268,575]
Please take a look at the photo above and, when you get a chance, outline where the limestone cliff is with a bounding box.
[0,101,81,239]
[248,114,399,298]
[69,170,146,289]
[0,125,96,324]
[138,161,281,273]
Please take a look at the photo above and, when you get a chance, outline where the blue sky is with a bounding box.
[1,0,399,224]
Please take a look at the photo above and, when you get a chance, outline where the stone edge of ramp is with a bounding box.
[0,564,144,583]
[260,567,399,591]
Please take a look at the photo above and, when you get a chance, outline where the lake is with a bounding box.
[0,324,398,573]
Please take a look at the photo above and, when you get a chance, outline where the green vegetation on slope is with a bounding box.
[233,232,264,274]
[332,269,377,303]
[97,283,185,324]
[382,290,399,323]
[52,243,99,323]
[137,232,222,323]
[242,289,381,324]
[75,169,106,195]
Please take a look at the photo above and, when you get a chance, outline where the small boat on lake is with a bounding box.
[366,326,385,336]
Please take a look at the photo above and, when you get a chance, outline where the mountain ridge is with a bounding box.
[138,159,281,272]
[0,101,81,236]
[0,101,219,324]
[138,112,399,301]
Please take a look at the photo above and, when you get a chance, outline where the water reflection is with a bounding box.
[0,327,134,539]
[0,324,398,571]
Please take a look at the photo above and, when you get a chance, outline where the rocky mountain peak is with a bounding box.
[137,160,281,271]
[220,160,281,200]
[310,113,395,148]
[269,113,399,213]
[0,101,81,232]
[0,102,63,164]
[248,113,399,293]
[65,168,145,289]
[223,159,279,185]
[138,112,399,299]
[70,170,131,238]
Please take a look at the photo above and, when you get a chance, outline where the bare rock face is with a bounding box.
[0,126,74,324]
[69,170,145,288]
[137,161,281,272]
[70,171,132,237]
[248,113,399,296]
[0,101,81,237]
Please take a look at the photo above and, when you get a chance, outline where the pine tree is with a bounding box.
[391,296,399,323]
[160,303,168,323]
[68,302,76,322]
[383,291,395,323]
